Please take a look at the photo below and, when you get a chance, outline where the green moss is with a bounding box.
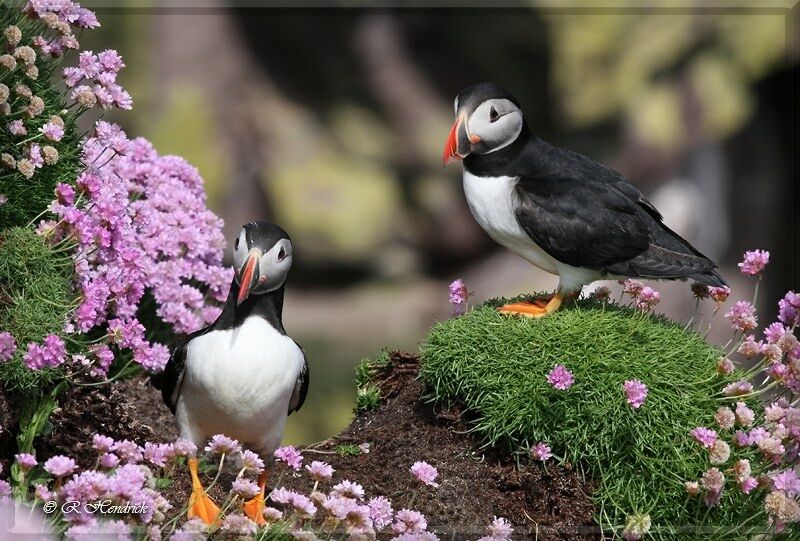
[354,384,381,413]
[0,227,74,393]
[354,349,391,388]
[420,295,765,539]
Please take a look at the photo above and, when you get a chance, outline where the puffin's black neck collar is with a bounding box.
[463,126,544,178]
[213,278,286,334]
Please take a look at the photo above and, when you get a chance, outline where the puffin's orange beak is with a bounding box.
[442,114,473,166]
[237,249,262,306]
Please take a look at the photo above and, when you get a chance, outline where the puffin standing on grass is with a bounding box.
[158,222,308,524]
[443,82,726,317]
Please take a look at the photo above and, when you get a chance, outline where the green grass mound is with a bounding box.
[0,227,74,393]
[420,295,761,539]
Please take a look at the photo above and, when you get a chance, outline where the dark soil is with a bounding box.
[35,351,599,540]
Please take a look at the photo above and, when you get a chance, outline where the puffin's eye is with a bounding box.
[234,236,240,250]
[489,106,499,123]
[277,247,286,261]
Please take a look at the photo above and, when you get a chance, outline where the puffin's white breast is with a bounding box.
[463,171,604,293]
[178,316,304,452]
[463,171,559,274]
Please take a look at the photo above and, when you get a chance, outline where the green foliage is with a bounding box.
[0,227,74,392]
[420,296,763,538]
[354,349,390,388]
[354,384,381,413]
[335,444,362,457]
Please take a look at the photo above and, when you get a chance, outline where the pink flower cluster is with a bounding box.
[262,451,456,538]
[64,50,131,110]
[274,445,303,471]
[42,121,231,373]
[547,364,574,390]
[410,461,439,487]
[0,332,17,362]
[623,379,648,409]
[448,279,469,316]
[25,0,99,30]
[22,334,66,370]
[725,301,758,333]
[738,249,770,276]
[621,280,661,312]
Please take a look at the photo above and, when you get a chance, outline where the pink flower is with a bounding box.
[263,507,283,523]
[547,364,574,390]
[690,427,718,449]
[634,287,661,312]
[331,480,365,500]
[367,496,393,530]
[220,514,256,535]
[231,478,260,499]
[15,453,37,471]
[143,442,172,467]
[0,332,16,362]
[392,509,427,535]
[622,279,644,298]
[448,279,468,316]
[716,357,735,375]
[40,122,64,141]
[172,438,197,458]
[725,301,758,332]
[205,435,240,456]
[239,450,264,474]
[623,380,648,409]
[532,442,552,461]
[722,380,753,397]
[773,470,800,496]
[410,461,439,487]
[738,335,765,358]
[738,249,770,276]
[24,334,67,370]
[274,445,303,470]
[778,291,799,326]
[739,476,758,494]
[709,286,731,304]
[305,460,334,481]
[734,402,755,427]
[44,455,76,477]
[99,453,119,469]
[8,120,26,136]
[112,440,142,464]
[486,516,513,540]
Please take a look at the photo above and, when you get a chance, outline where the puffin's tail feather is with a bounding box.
[688,268,727,288]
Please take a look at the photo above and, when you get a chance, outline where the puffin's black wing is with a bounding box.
[155,326,213,415]
[513,166,722,284]
[288,349,309,415]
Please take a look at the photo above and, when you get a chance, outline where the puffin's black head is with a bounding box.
[443,82,525,166]
[232,222,293,306]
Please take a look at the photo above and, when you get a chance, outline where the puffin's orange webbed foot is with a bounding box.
[497,292,564,318]
[242,470,268,525]
[187,457,220,525]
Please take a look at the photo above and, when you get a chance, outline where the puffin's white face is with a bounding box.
[465,98,523,155]
[232,227,293,304]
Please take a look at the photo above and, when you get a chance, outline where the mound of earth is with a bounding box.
[32,351,598,539]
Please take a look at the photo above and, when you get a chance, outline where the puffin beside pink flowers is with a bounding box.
[443,82,726,317]
[157,222,309,524]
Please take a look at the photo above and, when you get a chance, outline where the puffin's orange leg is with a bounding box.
[242,470,268,525]
[497,292,565,318]
[187,457,220,525]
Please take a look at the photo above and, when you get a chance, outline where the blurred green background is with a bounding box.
[81,2,797,445]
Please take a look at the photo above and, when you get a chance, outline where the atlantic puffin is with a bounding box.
[158,222,308,524]
[443,82,726,317]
